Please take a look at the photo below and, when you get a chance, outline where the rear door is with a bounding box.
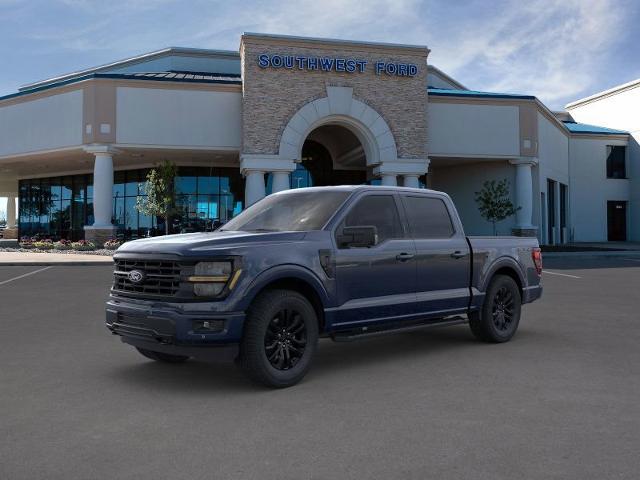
[332,193,417,327]
[399,194,471,316]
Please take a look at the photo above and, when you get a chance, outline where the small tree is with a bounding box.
[136,160,178,235]
[474,179,520,235]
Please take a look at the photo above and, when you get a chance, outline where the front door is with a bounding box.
[607,201,627,241]
[332,193,417,327]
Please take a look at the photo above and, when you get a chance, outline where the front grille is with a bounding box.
[113,259,182,297]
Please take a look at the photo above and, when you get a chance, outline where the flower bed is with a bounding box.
[103,239,123,250]
[6,236,114,255]
[70,240,97,251]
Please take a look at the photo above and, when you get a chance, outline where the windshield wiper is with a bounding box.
[246,228,280,232]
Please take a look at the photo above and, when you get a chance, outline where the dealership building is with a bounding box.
[0,33,637,244]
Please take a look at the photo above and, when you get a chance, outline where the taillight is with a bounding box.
[532,248,542,275]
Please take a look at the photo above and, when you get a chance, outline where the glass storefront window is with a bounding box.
[18,166,244,240]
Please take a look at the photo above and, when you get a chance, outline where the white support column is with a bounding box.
[244,170,266,206]
[240,154,295,207]
[509,157,538,236]
[6,195,16,229]
[380,174,398,186]
[554,181,562,244]
[84,145,118,244]
[402,174,420,188]
[271,171,290,193]
[373,159,429,189]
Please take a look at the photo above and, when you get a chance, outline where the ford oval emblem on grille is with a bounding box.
[128,270,146,284]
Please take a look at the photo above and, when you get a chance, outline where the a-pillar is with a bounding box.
[84,145,118,245]
[509,157,539,237]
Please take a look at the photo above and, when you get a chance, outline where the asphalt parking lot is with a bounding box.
[1,257,639,479]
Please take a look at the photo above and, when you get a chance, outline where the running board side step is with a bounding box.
[330,316,467,342]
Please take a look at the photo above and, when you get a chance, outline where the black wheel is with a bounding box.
[469,275,521,343]
[135,347,190,363]
[239,289,319,388]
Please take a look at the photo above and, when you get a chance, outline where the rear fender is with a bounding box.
[474,256,527,303]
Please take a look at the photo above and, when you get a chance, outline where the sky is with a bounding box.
[1,0,639,217]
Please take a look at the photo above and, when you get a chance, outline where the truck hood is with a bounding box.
[115,230,307,256]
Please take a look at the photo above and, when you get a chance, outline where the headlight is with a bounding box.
[189,261,237,297]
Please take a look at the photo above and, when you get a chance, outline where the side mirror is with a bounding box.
[337,226,378,248]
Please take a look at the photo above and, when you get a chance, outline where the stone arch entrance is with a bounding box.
[278,86,398,167]
[240,86,429,205]
[297,124,368,187]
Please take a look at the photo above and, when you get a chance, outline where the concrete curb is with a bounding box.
[543,251,640,258]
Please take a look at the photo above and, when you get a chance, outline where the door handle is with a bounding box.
[450,251,467,259]
[396,253,415,261]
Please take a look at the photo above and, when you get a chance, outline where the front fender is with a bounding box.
[235,264,331,312]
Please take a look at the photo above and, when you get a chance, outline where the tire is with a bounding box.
[136,347,190,363]
[239,289,319,388]
[469,275,522,343]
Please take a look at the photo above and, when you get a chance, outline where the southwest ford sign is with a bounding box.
[257,54,418,77]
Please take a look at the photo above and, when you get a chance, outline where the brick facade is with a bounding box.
[240,35,429,161]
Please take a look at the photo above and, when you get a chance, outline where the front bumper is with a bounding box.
[106,297,246,350]
[119,336,238,362]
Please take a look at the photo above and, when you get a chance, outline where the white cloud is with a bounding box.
[425,0,631,108]
[4,0,634,109]
[182,0,632,107]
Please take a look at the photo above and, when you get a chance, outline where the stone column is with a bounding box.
[380,174,397,186]
[509,158,538,237]
[402,174,420,188]
[84,145,117,245]
[244,170,266,206]
[271,171,290,193]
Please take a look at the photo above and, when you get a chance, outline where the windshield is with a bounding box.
[221,190,350,232]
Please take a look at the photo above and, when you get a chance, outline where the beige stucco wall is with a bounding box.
[427,102,520,157]
[240,35,429,160]
[0,90,83,157]
[116,86,242,148]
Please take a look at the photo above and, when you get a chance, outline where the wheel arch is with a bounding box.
[482,258,525,298]
[240,265,329,332]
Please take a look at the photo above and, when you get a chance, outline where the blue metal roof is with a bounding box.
[0,71,242,102]
[562,121,628,135]
[427,87,535,100]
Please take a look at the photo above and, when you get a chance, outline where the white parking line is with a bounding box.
[0,266,52,287]
[543,270,581,279]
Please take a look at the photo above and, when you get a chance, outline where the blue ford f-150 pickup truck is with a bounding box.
[106,186,543,387]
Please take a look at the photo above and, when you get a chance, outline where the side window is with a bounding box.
[339,195,403,244]
[606,145,626,179]
[402,196,454,238]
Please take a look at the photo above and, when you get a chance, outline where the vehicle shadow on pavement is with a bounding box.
[104,358,262,393]
[104,325,548,392]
